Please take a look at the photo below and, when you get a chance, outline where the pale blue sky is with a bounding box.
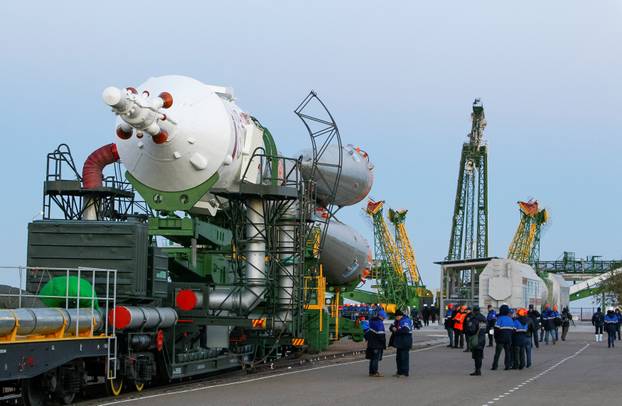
[1,1,621,295]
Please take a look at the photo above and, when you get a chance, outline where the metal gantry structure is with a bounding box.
[447,99,489,261]
[507,200,549,265]
[366,200,411,311]
[388,208,421,285]
[439,99,492,309]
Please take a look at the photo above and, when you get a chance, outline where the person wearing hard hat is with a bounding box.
[512,309,530,370]
[542,304,557,345]
[604,307,619,348]
[444,304,455,348]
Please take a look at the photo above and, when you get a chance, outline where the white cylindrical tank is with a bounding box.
[479,259,548,309]
[300,144,374,207]
[544,273,570,309]
[103,75,266,193]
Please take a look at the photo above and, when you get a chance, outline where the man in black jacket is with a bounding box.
[466,306,487,376]
[390,309,413,377]
[527,304,540,349]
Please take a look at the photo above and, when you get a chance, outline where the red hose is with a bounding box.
[82,143,120,189]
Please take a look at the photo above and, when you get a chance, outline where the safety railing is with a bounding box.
[0,266,117,338]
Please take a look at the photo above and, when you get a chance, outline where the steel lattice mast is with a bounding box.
[447,99,489,260]
[507,200,549,265]
[388,208,422,285]
[366,200,411,310]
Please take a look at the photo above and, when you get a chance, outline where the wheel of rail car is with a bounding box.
[135,382,145,392]
[21,376,48,406]
[107,377,124,397]
[54,390,76,405]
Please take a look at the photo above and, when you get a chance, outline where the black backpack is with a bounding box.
[465,316,480,336]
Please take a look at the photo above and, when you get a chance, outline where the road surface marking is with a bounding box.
[483,343,589,405]
[98,344,446,405]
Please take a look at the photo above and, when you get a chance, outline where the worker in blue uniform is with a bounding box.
[512,308,529,370]
[541,304,557,345]
[364,309,386,377]
[486,305,497,347]
[389,309,413,377]
[491,304,515,371]
[444,304,455,348]
[604,307,619,348]
[615,308,621,340]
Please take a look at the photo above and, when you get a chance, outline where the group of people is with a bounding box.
[444,302,575,376]
[420,304,439,326]
[362,301,622,379]
[591,307,622,348]
[363,306,413,378]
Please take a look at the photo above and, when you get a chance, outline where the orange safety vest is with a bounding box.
[453,312,467,331]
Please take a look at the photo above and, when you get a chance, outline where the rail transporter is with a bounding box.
[0,75,377,405]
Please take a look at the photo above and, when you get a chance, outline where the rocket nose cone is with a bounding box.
[102,86,122,106]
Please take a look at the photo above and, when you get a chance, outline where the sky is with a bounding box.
[1,1,621,301]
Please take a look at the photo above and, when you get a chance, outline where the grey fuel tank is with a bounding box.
[300,144,374,207]
[320,219,372,286]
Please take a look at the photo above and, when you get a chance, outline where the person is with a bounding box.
[389,309,413,377]
[360,315,369,333]
[561,307,573,341]
[615,308,622,340]
[491,304,515,371]
[410,308,422,330]
[486,305,497,347]
[524,308,537,367]
[444,303,455,348]
[604,307,619,348]
[541,304,556,345]
[462,307,472,352]
[465,305,487,376]
[512,308,529,370]
[552,305,561,341]
[527,304,540,349]
[453,305,467,349]
[422,304,430,327]
[592,307,604,342]
[430,305,438,324]
[364,309,386,377]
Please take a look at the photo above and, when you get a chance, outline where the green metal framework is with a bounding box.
[366,200,411,310]
[535,252,622,275]
[447,99,488,261]
[507,200,548,265]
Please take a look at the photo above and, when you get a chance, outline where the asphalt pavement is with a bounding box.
[93,324,620,406]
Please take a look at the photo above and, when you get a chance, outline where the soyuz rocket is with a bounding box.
[102,75,374,287]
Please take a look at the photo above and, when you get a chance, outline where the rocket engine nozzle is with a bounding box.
[102,86,174,142]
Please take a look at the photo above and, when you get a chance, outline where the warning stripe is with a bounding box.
[251,319,266,329]
[291,338,305,346]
